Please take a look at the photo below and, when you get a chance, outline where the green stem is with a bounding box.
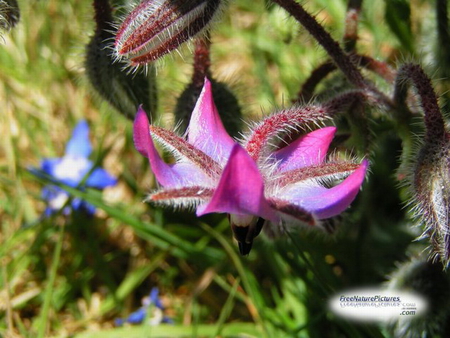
[200,222,270,338]
[36,223,65,338]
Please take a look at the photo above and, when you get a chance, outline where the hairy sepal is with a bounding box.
[147,186,214,210]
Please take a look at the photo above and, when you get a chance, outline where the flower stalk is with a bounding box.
[396,63,450,267]
[270,0,367,89]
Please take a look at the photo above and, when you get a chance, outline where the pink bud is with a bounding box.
[115,0,224,66]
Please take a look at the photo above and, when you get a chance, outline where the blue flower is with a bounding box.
[115,287,173,326]
[31,120,117,216]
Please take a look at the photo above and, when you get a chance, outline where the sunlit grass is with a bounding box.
[0,0,444,337]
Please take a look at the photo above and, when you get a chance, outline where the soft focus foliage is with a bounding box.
[30,120,117,216]
[1,0,450,338]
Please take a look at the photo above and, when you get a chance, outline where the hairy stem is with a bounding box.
[192,33,212,89]
[395,63,446,141]
[296,55,396,103]
[271,0,367,88]
[343,0,363,52]
[93,0,113,34]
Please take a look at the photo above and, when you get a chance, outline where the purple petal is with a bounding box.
[133,106,152,158]
[197,144,277,221]
[267,198,316,226]
[133,107,211,187]
[65,120,92,158]
[273,127,336,172]
[187,78,236,165]
[151,125,222,179]
[279,160,368,219]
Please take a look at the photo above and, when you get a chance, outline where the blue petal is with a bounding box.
[42,185,62,199]
[41,185,72,215]
[71,198,96,215]
[65,120,92,158]
[86,168,117,188]
[114,318,125,327]
[40,158,62,176]
[126,308,147,324]
[149,287,164,309]
[162,316,174,324]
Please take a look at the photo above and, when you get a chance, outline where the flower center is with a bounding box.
[54,155,91,181]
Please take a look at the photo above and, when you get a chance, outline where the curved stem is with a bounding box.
[270,0,367,88]
[296,61,336,102]
[93,0,113,34]
[343,0,363,52]
[295,55,396,103]
[192,31,212,88]
[395,63,446,141]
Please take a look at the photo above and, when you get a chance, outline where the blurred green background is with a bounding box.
[0,0,445,337]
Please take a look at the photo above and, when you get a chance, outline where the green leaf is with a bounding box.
[74,323,261,338]
[27,170,224,264]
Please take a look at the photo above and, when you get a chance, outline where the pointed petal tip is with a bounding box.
[133,106,151,158]
[315,158,368,219]
[135,105,148,123]
[65,120,92,157]
[357,158,370,177]
[203,76,211,87]
[187,76,235,163]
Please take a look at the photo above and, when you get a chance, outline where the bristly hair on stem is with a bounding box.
[395,63,446,141]
[270,0,367,89]
[271,0,395,111]
[114,0,225,66]
[343,0,362,52]
[396,62,450,268]
[85,0,158,120]
[0,0,20,31]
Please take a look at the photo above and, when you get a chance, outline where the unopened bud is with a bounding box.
[114,0,224,65]
[396,63,450,268]
[85,0,157,119]
[387,257,450,336]
[0,0,20,31]
[413,135,450,268]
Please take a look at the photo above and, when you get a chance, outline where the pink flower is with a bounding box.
[134,79,368,254]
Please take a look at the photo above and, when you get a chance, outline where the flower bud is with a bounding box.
[85,0,157,119]
[0,0,20,31]
[386,257,450,337]
[413,135,450,267]
[114,0,224,65]
[395,63,450,268]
